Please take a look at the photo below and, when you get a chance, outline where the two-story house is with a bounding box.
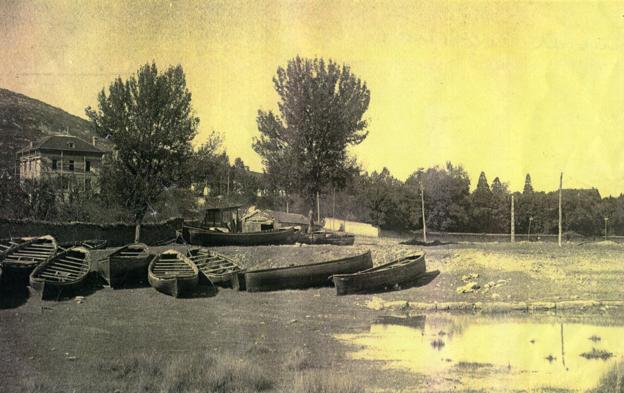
[17,135,105,192]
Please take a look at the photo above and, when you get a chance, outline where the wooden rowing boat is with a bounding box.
[186,248,242,286]
[29,247,91,298]
[100,243,152,288]
[0,235,58,274]
[148,249,199,297]
[59,239,108,250]
[183,225,298,246]
[331,253,426,295]
[299,231,355,246]
[243,251,373,292]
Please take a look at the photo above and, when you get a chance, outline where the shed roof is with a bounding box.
[19,135,104,155]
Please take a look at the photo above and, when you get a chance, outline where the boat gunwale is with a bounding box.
[332,253,425,279]
[245,250,372,275]
[2,236,58,268]
[149,250,199,281]
[184,225,296,238]
[108,243,150,260]
[30,246,91,288]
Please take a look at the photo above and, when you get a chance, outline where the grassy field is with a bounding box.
[1,238,624,392]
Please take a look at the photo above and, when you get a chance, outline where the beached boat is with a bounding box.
[29,247,91,297]
[100,243,152,288]
[243,250,373,292]
[183,225,298,247]
[331,253,426,296]
[187,248,242,286]
[148,249,199,297]
[59,239,108,250]
[0,235,58,274]
[299,231,355,246]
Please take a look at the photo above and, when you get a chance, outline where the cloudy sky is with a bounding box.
[1,0,623,195]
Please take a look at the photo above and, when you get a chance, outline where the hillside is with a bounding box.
[0,88,109,174]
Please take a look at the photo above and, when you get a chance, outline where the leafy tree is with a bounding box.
[523,174,534,194]
[406,162,471,232]
[86,63,199,241]
[471,171,493,232]
[253,56,370,212]
[490,177,510,233]
[188,131,224,189]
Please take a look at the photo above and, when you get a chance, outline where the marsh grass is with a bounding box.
[455,361,494,369]
[285,347,313,371]
[591,360,624,393]
[431,338,445,350]
[19,352,273,393]
[295,370,367,393]
[581,348,614,360]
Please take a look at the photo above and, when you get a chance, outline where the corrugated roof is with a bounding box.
[19,135,104,155]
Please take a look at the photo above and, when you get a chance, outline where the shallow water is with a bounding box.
[336,314,624,391]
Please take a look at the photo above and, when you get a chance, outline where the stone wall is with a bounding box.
[0,218,183,246]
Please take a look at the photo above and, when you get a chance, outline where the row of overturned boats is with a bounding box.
[0,230,428,299]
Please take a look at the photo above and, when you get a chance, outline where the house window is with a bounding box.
[52,160,58,170]
[68,160,74,171]
[85,160,91,172]
[67,142,75,149]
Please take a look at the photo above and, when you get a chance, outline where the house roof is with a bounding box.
[19,135,104,155]
[245,209,309,225]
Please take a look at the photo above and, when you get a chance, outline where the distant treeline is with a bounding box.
[2,159,622,237]
[316,164,621,237]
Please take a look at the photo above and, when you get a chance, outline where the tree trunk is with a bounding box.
[134,219,142,243]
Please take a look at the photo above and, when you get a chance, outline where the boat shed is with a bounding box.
[201,201,245,232]
[242,209,310,233]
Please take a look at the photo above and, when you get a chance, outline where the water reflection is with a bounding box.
[336,314,624,391]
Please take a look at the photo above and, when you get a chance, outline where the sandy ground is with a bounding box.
[1,238,623,392]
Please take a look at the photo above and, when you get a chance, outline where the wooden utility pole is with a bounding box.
[316,191,320,224]
[510,194,515,243]
[332,187,336,230]
[558,172,563,247]
[420,182,427,243]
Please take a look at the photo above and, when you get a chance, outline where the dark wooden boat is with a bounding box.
[0,235,58,274]
[332,253,426,296]
[187,248,242,286]
[243,251,373,292]
[148,249,198,297]
[183,225,298,247]
[59,239,108,250]
[29,247,91,297]
[100,243,152,288]
[299,231,355,246]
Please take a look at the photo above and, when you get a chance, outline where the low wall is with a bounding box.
[0,218,183,247]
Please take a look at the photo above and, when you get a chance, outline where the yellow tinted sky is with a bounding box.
[1,1,623,195]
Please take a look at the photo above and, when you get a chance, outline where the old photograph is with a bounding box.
[1,1,623,392]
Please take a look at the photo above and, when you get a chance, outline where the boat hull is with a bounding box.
[29,247,91,299]
[2,236,58,285]
[100,244,152,288]
[244,251,373,292]
[299,231,355,246]
[184,226,298,247]
[187,249,243,286]
[148,274,198,298]
[332,253,426,296]
[148,250,199,297]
